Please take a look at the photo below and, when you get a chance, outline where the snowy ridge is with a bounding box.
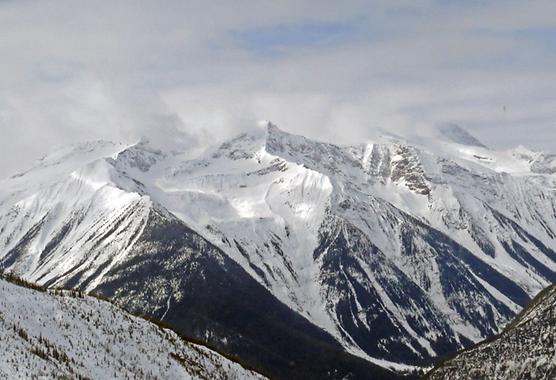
[0,122,555,369]
[0,156,151,289]
[0,275,264,380]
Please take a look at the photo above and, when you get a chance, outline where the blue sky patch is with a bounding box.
[513,27,556,48]
[233,21,358,56]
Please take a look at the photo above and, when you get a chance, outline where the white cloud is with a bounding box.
[0,0,555,178]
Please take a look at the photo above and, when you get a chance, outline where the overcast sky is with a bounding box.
[1,0,555,178]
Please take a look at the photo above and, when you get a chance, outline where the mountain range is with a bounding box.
[0,122,554,378]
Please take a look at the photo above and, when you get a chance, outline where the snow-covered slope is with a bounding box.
[0,275,264,380]
[0,123,554,371]
[427,283,556,380]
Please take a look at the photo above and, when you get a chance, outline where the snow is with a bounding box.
[0,276,265,379]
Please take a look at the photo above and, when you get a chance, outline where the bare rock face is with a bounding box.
[428,284,556,380]
[390,145,431,195]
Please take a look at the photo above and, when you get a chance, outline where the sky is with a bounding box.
[1,0,555,178]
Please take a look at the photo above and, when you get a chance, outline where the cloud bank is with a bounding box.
[1,0,555,177]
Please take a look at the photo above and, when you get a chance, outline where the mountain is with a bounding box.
[0,139,398,379]
[427,283,556,379]
[0,274,265,380]
[0,123,554,375]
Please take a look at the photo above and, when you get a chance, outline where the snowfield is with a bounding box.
[0,276,265,380]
